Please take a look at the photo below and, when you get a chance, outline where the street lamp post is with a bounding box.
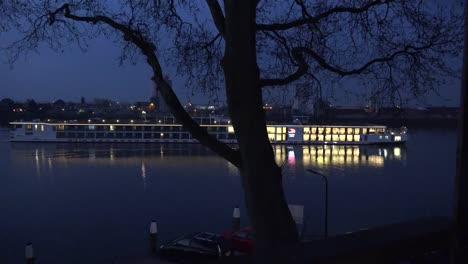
[306,168,328,238]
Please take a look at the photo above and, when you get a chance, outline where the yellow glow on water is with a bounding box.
[368,155,384,166]
[338,148,345,156]
[394,147,401,158]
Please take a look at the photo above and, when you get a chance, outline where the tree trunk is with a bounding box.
[452,1,468,262]
[222,0,299,261]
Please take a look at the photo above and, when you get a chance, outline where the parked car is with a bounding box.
[159,232,231,263]
[223,228,254,254]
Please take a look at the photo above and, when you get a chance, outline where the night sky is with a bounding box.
[0,16,463,107]
[1,36,160,103]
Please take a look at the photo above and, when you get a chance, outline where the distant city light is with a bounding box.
[116,120,120,123]
[130,120,134,123]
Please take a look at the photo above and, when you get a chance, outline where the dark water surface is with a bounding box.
[0,128,457,263]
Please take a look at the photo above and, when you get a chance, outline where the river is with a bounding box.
[0,127,457,263]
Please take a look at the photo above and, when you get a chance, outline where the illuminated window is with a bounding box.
[354,135,360,142]
[34,124,38,130]
[318,135,324,141]
[339,128,345,134]
[26,124,33,130]
[57,125,65,131]
[88,125,95,130]
[332,135,339,141]
[394,136,402,142]
[110,125,115,131]
[303,127,310,134]
[268,133,276,141]
[276,134,283,141]
[369,128,376,133]
[332,127,339,134]
[362,128,367,134]
[339,135,346,141]
[40,125,45,132]
[228,126,235,133]
[347,135,353,141]
[303,134,309,141]
[310,135,317,141]
[325,127,331,134]
[311,127,317,134]
[325,135,331,141]
[318,127,324,134]
[354,128,360,134]
[267,126,276,134]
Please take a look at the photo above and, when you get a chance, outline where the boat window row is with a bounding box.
[56,132,237,140]
[24,124,45,131]
[303,134,361,142]
[55,125,229,133]
[302,127,384,135]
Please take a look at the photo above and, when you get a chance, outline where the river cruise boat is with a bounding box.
[9,118,407,145]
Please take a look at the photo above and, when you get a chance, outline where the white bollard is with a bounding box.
[25,243,34,264]
[149,220,158,256]
[232,206,240,231]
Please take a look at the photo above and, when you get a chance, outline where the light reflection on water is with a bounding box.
[12,143,406,179]
[1,128,456,263]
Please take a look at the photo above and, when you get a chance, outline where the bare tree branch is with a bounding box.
[257,0,393,31]
[296,44,429,77]
[49,3,241,167]
[205,0,225,37]
[260,47,308,87]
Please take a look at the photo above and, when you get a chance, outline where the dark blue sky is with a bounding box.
[1,34,462,106]
[1,36,189,103]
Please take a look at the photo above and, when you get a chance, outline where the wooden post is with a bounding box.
[149,220,158,256]
[232,206,240,231]
[25,243,34,264]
